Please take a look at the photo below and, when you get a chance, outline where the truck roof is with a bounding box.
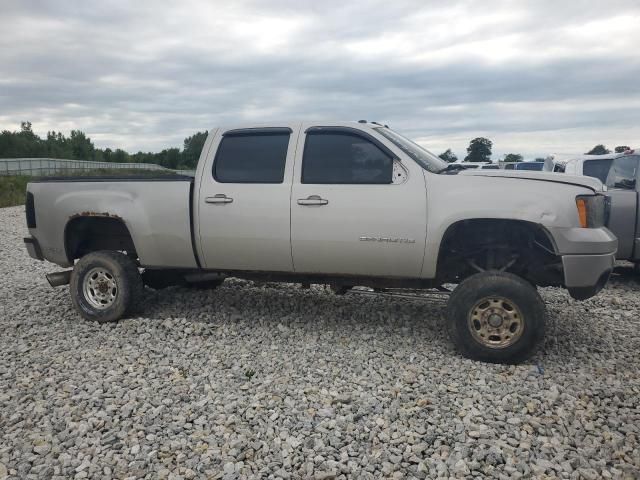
[211,120,387,131]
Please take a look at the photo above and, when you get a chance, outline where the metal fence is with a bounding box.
[0,158,172,176]
[174,169,196,177]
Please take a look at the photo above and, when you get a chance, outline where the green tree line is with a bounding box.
[0,122,207,170]
[437,137,632,164]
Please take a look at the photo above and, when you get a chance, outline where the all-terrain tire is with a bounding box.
[70,250,143,323]
[446,271,546,364]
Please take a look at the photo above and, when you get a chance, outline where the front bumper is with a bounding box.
[24,236,44,261]
[545,226,617,300]
[563,252,615,300]
[546,226,617,255]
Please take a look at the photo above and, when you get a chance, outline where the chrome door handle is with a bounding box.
[297,195,329,206]
[205,194,233,204]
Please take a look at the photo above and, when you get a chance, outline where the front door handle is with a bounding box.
[205,194,233,204]
[297,195,329,206]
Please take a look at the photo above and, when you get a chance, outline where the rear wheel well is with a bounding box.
[65,216,137,263]
[436,219,562,287]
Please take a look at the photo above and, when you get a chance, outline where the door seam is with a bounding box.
[289,123,303,273]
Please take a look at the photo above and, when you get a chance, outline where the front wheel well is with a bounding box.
[65,216,137,263]
[436,219,563,287]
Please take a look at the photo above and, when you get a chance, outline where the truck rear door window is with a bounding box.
[214,132,290,183]
[302,132,393,184]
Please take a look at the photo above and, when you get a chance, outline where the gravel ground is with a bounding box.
[1,205,639,480]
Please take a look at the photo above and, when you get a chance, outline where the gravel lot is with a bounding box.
[1,204,639,480]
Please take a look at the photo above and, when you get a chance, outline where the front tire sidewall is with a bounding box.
[447,272,546,364]
[70,252,139,323]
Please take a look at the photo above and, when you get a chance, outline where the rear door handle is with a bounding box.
[297,195,329,206]
[205,194,233,204]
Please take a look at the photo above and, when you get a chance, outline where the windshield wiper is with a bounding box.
[437,164,468,174]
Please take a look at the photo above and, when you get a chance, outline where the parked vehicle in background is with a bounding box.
[24,121,617,363]
[451,161,500,170]
[604,150,640,267]
[503,161,545,171]
[546,154,617,183]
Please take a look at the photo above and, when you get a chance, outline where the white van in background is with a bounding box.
[544,153,618,183]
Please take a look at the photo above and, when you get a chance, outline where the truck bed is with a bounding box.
[26,175,198,269]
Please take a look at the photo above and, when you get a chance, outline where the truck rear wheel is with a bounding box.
[70,250,143,323]
[446,271,546,364]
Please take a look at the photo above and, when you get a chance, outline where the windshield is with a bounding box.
[374,127,447,173]
[516,162,544,171]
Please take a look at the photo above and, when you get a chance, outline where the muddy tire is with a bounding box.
[70,250,143,323]
[446,271,546,364]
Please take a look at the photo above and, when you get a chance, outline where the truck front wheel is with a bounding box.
[70,250,143,323]
[446,271,546,364]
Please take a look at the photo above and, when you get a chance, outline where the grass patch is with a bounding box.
[0,169,180,208]
[0,176,30,208]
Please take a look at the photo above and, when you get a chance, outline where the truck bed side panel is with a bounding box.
[27,179,197,268]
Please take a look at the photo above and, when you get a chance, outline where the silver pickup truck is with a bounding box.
[24,121,617,363]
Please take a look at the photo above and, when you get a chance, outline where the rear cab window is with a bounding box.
[214,128,291,183]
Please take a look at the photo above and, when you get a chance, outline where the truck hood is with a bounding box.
[458,169,604,192]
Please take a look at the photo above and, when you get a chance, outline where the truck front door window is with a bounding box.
[302,132,393,184]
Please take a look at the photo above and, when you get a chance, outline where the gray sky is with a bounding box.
[1,0,639,159]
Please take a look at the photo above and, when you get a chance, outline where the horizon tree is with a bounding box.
[464,137,492,162]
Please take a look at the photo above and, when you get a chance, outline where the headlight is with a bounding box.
[575,194,608,228]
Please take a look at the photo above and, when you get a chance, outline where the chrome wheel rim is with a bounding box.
[82,267,118,309]
[468,296,524,349]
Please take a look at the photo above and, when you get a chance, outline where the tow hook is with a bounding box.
[46,270,72,287]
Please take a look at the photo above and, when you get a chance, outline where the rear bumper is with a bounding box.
[24,236,44,261]
[563,252,615,300]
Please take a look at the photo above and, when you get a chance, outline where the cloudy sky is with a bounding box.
[1,0,639,159]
